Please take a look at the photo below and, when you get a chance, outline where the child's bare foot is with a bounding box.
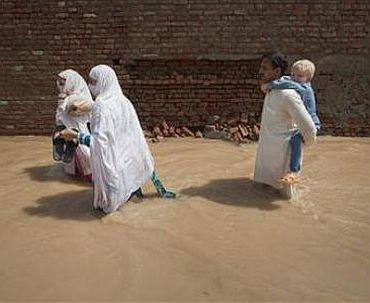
[280,173,301,199]
[281,172,302,184]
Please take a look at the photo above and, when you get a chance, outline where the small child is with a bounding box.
[263,59,321,184]
[53,94,91,163]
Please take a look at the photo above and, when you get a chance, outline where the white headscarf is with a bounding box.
[56,69,93,177]
[56,69,93,132]
[89,65,155,213]
[57,69,92,100]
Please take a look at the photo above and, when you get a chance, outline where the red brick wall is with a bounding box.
[0,0,369,135]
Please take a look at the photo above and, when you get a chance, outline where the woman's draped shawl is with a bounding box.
[89,65,155,213]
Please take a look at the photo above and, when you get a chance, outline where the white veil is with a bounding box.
[89,65,154,213]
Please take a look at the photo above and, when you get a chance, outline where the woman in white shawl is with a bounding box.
[55,69,93,182]
[60,65,175,213]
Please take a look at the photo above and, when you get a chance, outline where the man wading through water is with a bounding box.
[254,53,317,198]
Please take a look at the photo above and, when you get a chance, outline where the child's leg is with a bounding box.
[151,171,176,199]
[53,125,66,161]
[290,131,303,173]
[281,131,304,186]
[63,140,78,163]
[53,138,65,161]
[62,128,79,163]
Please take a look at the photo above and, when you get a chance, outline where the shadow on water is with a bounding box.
[23,168,281,219]
[24,164,92,187]
[180,177,282,211]
[22,164,163,220]
[23,189,104,221]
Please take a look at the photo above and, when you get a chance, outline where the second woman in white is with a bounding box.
[60,65,175,213]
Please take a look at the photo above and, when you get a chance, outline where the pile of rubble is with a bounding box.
[144,115,261,144]
[202,115,260,143]
[143,121,203,143]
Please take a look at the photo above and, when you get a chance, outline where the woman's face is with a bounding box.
[88,76,99,97]
[56,76,67,93]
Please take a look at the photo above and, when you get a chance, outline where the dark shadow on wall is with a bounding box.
[180,177,282,211]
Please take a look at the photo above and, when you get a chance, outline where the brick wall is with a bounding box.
[0,0,369,135]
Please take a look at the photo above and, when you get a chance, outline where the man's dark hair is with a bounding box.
[262,52,288,76]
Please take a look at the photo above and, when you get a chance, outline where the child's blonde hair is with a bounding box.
[291,59,316,81]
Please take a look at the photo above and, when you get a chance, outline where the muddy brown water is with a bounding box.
[0,136,369,301]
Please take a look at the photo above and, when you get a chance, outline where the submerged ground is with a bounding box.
[0,136,369,301]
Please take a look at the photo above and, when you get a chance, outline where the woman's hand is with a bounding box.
[59,128,78,141]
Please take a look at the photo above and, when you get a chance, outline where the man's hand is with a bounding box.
[59,128,78,141]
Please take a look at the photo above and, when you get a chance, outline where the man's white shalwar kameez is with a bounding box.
[254,88,317,189]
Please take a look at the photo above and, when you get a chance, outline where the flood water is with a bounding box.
[0,136,369,301]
